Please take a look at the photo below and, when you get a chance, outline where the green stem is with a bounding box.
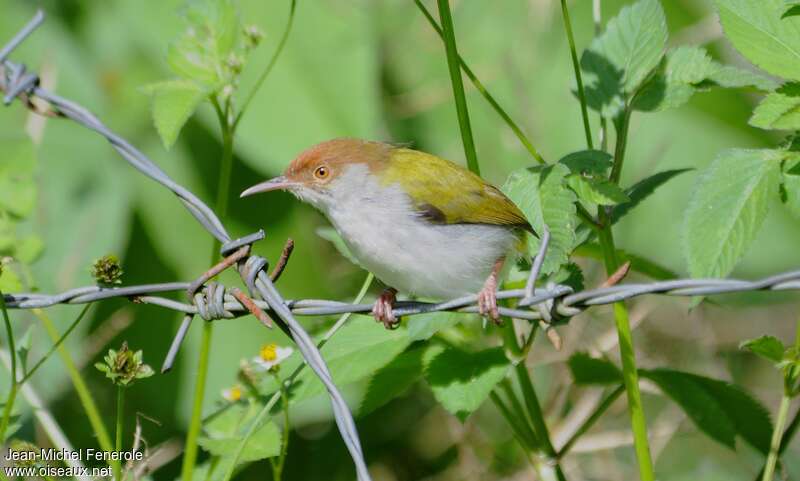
[220,273,374,481]
[435,0,480,175]
[21,304,91,384]
[0,289,17,443]
[558,385,625,457]
[500,379,542,451]
[115,386,125,481]
[490,390,538,451]
[234,0,297,129]
[609,108,632,184]
[597,220,654,481]
[559,0,593,149]
[413,0,544,165]
[34,309,115,464]
[182,98,237,481]
[271,373,291,481]
[514,364,567,481]
[762,395,791,481]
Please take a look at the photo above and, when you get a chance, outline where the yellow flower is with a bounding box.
[252,344,293,371]
[222,385,243,402]
[259,343,278,362]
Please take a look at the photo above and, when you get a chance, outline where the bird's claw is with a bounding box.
[478,279,501,325]
[372,288,399,330]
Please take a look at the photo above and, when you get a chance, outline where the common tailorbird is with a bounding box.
[241,138,535,329]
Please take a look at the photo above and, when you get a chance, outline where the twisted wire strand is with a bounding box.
[0,11,371,480]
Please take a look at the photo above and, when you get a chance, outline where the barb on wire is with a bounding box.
[0,12,372,481]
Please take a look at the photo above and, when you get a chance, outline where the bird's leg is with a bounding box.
[372,287,399,330]
[478,257,505,324]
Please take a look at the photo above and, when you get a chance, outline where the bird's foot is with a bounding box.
[478,276,501,325]
[372,288,399,330]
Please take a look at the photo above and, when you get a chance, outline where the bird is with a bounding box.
[241,138,535,329]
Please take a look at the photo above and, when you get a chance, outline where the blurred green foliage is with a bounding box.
[1,0,799,480]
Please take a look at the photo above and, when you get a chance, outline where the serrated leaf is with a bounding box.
[782,171,800,218]
[740,335,786,363]
[699,63,779,91]
[558,150,613,175]
[642,369,773,453]
[635,46,715,112]
[683,149,782,278]
[425,347,510,421]
[198,403,281,462]
[359,344,440,416]
[573,243,679,280]
[750,83,800,130]
[144,80,206,149]
[568,352,622,385]
[289,316,411,401]
[316,227,360,266]
[502,164,578,275]
[784,3,800,18]
[567,175,630,206]
[715,0,800,81]
[549,263,585,292]
[581,0,668,117]
[611,168,692,224]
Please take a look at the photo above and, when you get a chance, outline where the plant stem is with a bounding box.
[762,395,791,481]
[490,390,538,451]
[500,379,542,451]
[115,386,125,481]
[21,304,91,384]
[435,0,480,175]
[220,273,374,481]
[413,0,544,165]
[0,289,17,442]
[235,0,297,129]
[34,309,116,465]
[514,364,567,481]
[271,373,291,481]
[559,0,593,150]
[558,384,624,457]
[182,98,237,481]
[596,219,654,481]
[610,109,632,184]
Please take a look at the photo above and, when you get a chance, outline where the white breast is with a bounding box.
[320,164,519,299]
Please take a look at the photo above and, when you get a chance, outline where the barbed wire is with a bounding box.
[0,11,372,481]
[3,9,800,480]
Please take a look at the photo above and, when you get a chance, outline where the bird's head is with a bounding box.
[240,138,391,210]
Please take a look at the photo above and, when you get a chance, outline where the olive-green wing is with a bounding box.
[381,148,534,233]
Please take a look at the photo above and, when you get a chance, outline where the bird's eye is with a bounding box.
[314,165,330,180]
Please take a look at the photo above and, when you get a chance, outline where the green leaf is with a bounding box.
[0,177,36,219]
[0,267,22,292]
[634,46,715,112]
[289,316,411,401]
[750,83,800,130]
[359,344,442,416]
[167,0,241,89]
[699,63,779,91]
[683,149,782,278]
[784,2,800,18]
[782,170,800,218]
[567,175,630,206]
[144,80,206,149]
[641,369,773,454]
[407,311,464,342]
[16,326,33,374]
[581,0,668,117]
[715,0,800,81]
[567,352,622,385]
[425,347,510,421]
[573,243,679,280]
[316,227,360,266]
[549,263,585,292]
[611,168,692,224]
[740,335,786,363]
[502,164,578,275]
[15,235,44,265]
[198,403,281,462]
[558,150,613,175]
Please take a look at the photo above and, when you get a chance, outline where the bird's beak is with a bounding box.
[240,176,296,197]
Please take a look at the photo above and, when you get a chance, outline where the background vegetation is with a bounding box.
[1,0,799,480]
